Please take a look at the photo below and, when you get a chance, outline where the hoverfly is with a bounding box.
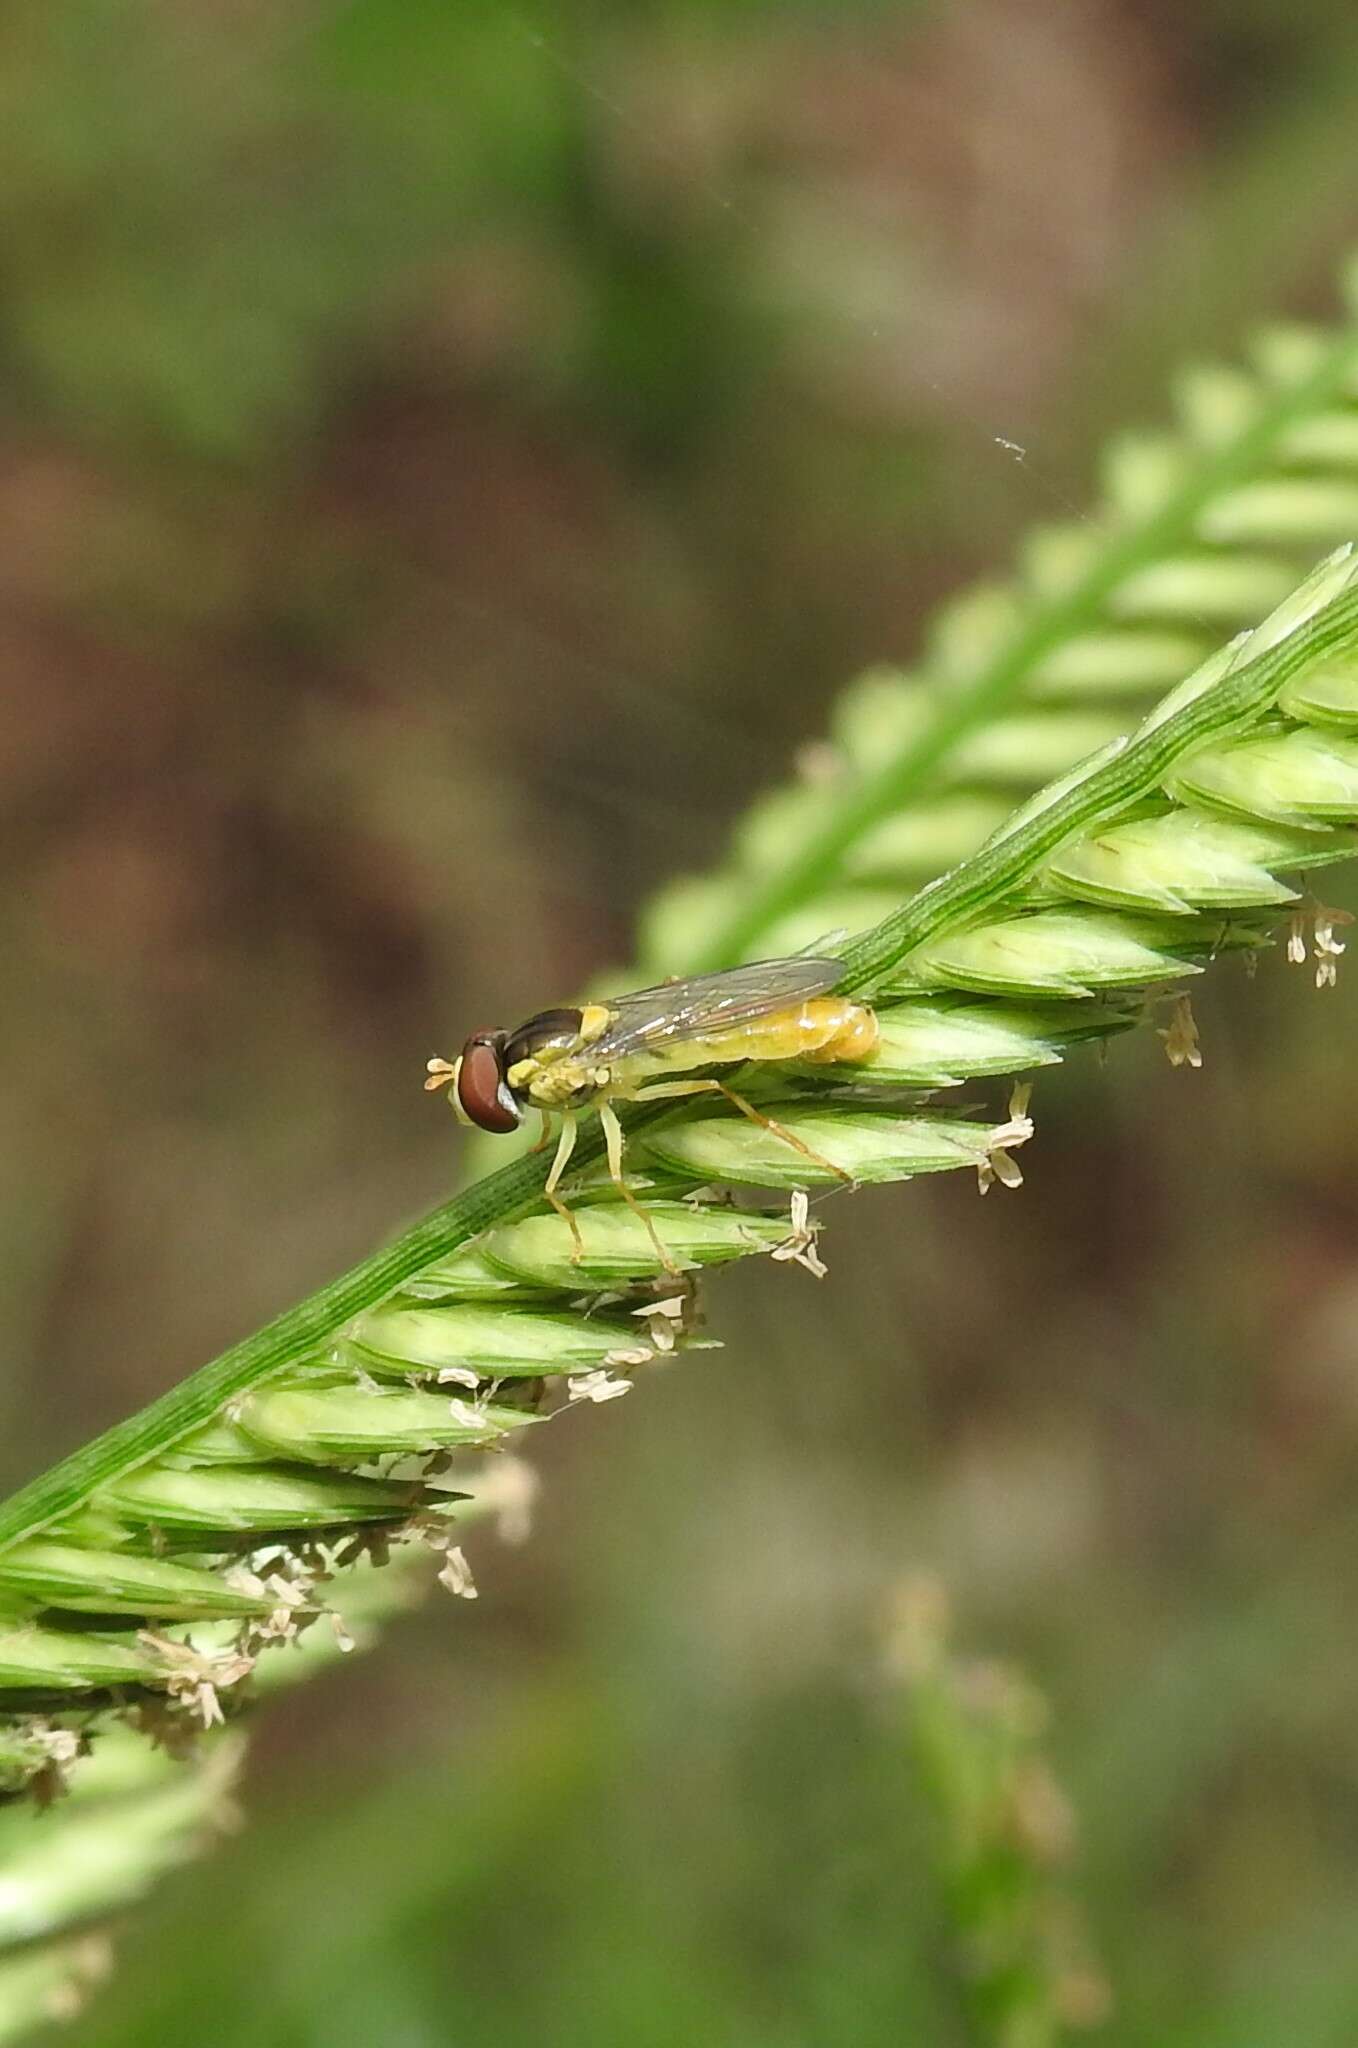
[425,956,879,1265]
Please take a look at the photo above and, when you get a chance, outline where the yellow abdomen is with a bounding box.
[621,996,878,1082]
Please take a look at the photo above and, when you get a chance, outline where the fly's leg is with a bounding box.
[530,1110,554,1155]
[626,1077,854,1186]
[598,1101,682,1278]
[543,1110,585,1261]
[715,1082,854,1186]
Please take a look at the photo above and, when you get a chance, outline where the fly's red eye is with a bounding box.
[456,1036,519,1134]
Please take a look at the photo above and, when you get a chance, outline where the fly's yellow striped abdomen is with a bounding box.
[615,997,878,1088]
[793,999,880,1063]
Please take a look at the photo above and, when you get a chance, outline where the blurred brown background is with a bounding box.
[5,2,1358,2042]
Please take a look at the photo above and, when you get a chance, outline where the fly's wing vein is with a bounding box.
[587,957,843,1061]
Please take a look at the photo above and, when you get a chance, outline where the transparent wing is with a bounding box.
[587,956,844,1061]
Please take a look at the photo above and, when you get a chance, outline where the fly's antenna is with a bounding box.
[424,1057,458,1094]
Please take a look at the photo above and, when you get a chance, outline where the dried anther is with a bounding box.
[1287,900,1353,989]
[770,1190,828,1278]
[445,1397,486,1429]
[139,1633,255,1731]
[1158,993,1202,1069]
[413,1513,479,1598]
[1313,907,1352,989]
[437,1546,477,1599]
[631,1293,688,1353]
[437,1365,481,1388]
[601,1344,655,1370]
[978,1084,1034,1194]
[24,1723,83,1807]
[567,1368,633,1404]
[229,1563,315,1647]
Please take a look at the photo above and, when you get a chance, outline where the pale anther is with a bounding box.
[437,1546,478,1599]
[770,1189,829,1278]
[1158,994,1203,1069]
[978,1086,1035,1194]
[1313,907,1352,990]
[437,1365,481,1388]
[567,1369,633,1404]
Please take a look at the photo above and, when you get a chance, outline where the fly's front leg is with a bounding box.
[543,1110,584,1261]
[530,1110,554,1155]
[598,1101,681,1278]
[628,1076,854,1187]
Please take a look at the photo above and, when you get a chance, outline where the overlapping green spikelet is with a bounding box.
[638,255,1358,973]
[157,1416,300,1465]
[230,1385,535,1463]
[636,1107,1012,1189]
[1045,811,1354,913]
[89,1464,417,1542]
[1277,646,1358,726]
[0,1627,167,1696]
[345,1302,662,1379]
[792,997,1119,1088]
[1166,725,1358,822]
[0,1545,274,1622]
[893,909,1205,998]
[472,1200,794,1290]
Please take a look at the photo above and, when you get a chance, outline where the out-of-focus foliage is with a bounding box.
[5,2,1358,2044]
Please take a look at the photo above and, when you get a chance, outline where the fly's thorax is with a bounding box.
[520,1058,612,1110]
[498,1001,616,1113]
[502,1008,585,1071]
[577,1002,612,1045]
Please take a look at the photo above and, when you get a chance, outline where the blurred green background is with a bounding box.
[5,1,1358,2041]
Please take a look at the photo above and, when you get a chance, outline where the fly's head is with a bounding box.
[425,1030,521,1134]
[426,1004,612,1130]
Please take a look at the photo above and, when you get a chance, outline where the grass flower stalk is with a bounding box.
[5,262,1358,2036]
[0,549,1354,1737]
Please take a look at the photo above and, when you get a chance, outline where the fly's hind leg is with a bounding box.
[543,1110,585,1261]
[598,1101,682,1278]
[715,1082,854,1186]
[626,1077,854,1186]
